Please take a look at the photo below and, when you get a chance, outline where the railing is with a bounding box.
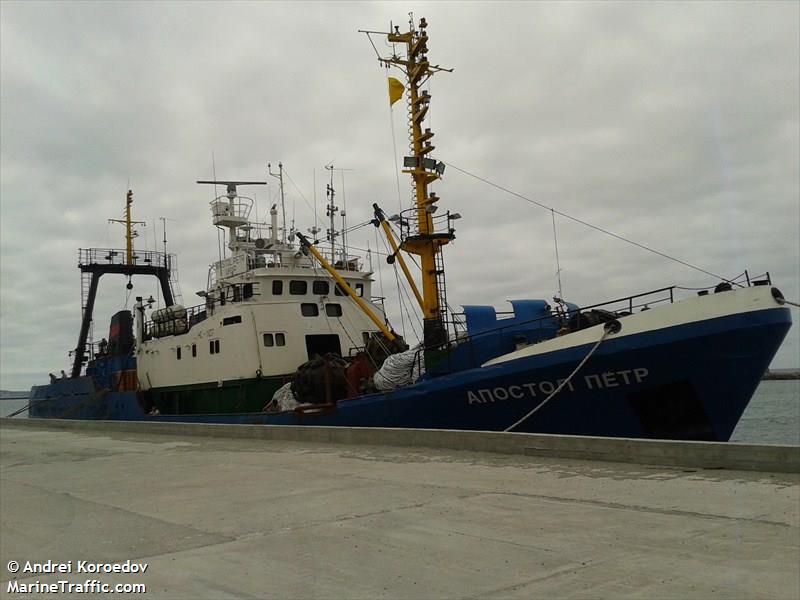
[142,281,261,340]
[449,286,676,346]
[414,286,679,376]
[210,195,253,221]
[332,254,363,272]
[420,273,775,377]
[78,248,174,270]
[393,208,455,243]
[143,302,208,341]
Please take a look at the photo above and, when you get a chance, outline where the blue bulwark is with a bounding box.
[447,299,562,372]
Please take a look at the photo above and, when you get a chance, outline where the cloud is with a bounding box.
[1,1,798,390]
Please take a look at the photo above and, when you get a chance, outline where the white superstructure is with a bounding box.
[135,179,386,391]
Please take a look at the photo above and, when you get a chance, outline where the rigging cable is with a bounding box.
[377,229,406,339]
[551,208,564,300]
[378,226,423,342]
[387,79,405,215]
[374,228,386,308]
[382,220,436,338]
[283,168,328,229]
[445,162,737,285]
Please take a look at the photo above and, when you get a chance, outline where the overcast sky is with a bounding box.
[1,1,798,390]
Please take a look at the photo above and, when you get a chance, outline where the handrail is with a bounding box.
[447,286,676,348]
[78,248,174,270]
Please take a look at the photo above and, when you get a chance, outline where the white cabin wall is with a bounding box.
[137,268,386,390]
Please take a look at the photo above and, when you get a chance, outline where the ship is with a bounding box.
[27,16,793,441]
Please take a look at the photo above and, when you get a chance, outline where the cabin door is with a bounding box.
[305,334,342,359]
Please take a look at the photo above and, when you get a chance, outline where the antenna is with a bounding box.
[325,164,355,264]
[159,216,178,258]
[267,163,287,243]
[196,180,266,194]
[325,163,338,263]
[551,209,564,300]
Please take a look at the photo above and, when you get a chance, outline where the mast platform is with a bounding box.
[72,248,176,378]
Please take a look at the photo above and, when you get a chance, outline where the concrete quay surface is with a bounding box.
[1,422,798,599]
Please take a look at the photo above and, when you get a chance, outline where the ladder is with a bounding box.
[433,247,449,338]
[167,255,183,305]
[80,269,94,349]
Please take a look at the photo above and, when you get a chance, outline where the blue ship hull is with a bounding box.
[29,306,792,441]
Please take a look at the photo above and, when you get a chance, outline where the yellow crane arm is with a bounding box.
[296,233,396,342]
[372,204,424,312]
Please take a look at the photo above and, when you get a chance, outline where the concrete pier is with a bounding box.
[1,420,798,599]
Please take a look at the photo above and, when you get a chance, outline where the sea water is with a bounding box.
[729,379,800,445]
[2,381,798,444]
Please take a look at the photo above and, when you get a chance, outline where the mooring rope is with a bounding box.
[504,320,620,433]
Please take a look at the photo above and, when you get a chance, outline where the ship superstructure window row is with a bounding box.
[263,332,286,347]
[176,344,198,358]
[335,282,365,297]
[210,283,258,308]
[274,279,364,298]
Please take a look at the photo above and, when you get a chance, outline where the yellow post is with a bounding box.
[110,190,145,265]
[297,233,396,342]
[125,190,133,265]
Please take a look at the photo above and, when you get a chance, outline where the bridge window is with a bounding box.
[263,333,274,347]
[334,282,364,297]
[223,315,242,326]
[272,280,283,295]
[325,304,342,317]
[276,333,286,346]
[313,280,330,295]
[301,303,319,317]
[290,280,307,295]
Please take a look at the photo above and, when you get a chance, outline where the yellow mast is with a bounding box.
[109,190,145,265]
[125,190,133,264]
[380,16,454,349]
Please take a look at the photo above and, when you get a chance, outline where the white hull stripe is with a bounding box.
[484,286,786,366]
